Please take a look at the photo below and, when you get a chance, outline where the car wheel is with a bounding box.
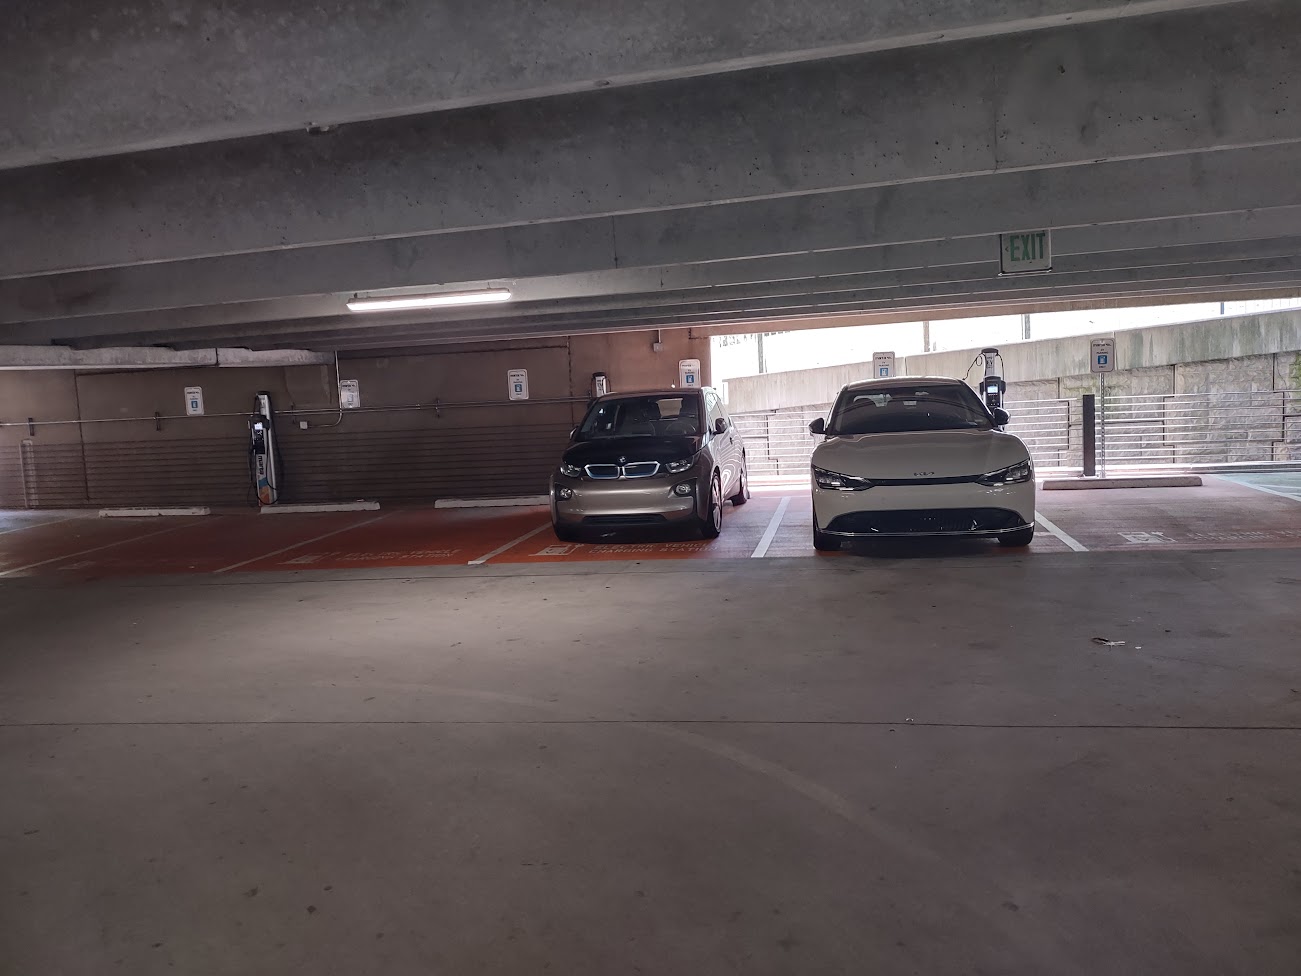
[553,522,580,542]
[729,464,750,506]
[998,526,1035,547]
[812,521,840,552]
[698,475,723,539]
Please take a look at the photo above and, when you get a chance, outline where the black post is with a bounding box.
[1082,394,1097,477]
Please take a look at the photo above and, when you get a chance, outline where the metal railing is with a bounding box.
[1101,389,1301,469]
[733,389,1301,481]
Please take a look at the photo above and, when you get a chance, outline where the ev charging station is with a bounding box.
[980,347,1007,423]
[249,392,280,506]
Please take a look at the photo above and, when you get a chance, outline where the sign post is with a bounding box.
[1000,231,1052,274]
[1089,338,1115,476]
[871,351,896,379]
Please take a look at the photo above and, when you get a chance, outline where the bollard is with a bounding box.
[1082,394,1097,477]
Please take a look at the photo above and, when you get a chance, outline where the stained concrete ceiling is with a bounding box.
[2,0,1300,354]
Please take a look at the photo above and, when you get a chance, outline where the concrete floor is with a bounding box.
[2,545,1300,974]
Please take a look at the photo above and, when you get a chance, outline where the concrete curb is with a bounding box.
[1043,476,1202,490]
[434,496,550,509]
[99,507,211,517]
[259,501,381,514]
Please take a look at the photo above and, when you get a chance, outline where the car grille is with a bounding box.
[825,508,1025,535]
[583,462,661,479]
[582,514,669,525]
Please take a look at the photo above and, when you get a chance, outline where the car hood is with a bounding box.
[811,429,1030,479]
[563,435,702,465]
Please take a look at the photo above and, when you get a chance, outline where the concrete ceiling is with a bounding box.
[2,0,1299,355]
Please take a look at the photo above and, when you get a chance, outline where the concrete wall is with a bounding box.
[724,311,1301,412]
[0,330,709,508]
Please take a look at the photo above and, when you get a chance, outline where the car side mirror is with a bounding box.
[570,426,579,440]
[992,408,1010,426]
[809,418,826,436]
[713,418,728,435]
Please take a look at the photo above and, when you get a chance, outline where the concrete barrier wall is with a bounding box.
[724,311,1301,411]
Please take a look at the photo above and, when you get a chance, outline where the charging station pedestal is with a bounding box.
[250,393,279,506]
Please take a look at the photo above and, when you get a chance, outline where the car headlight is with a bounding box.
[665,458,694,474]
[812,465,874,491]
[559,462,582,478]
[976,459,1033,486]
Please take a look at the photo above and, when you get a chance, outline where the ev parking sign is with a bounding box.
[678,359,701,388]
[183,386,204,416]
[507,368,529,400]
[1090,337,1116,374]
[872,351,896,378]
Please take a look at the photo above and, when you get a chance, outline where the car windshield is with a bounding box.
[826,383,993,435]
[577,395,702,438]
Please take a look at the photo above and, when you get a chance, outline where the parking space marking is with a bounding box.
[0,521,192,577]
[1035,512,1088,552]
[468,522,552,565]
[0,513,82,537]
[213,513,391,573]
[751,496,792,558]
[1226,479,1301,504]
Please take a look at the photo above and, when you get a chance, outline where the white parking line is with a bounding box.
[213,513,390,573]
[1225,478,1301,503]
[0,521,192,577]
[751,496,792,558]
[468,522,552,565]
[1035,512,1088,552]
[0,513,82,537]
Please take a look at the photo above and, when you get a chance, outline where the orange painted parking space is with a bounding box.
[0,514,192,577]
[230,506,553,572]
[483,493,788,564]
[41,511,379,580]
[0,475,1296,579]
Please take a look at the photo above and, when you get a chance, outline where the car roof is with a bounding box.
[839,375,967,393]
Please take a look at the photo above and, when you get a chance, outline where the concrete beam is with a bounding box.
[306,288,1301,356]
[6,143,1301,330]
[0,346,333,370]
[0,0,1248,170]
[167,266,1301,352]
[2,3,1296,277]
[262,281,1301,353]
[38,239,1301,349]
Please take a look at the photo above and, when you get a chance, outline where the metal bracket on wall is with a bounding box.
[154,411,162,432]
[27,417,34,436]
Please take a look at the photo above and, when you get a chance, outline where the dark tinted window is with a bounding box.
[578,395,702,438]
[827,383,992,435]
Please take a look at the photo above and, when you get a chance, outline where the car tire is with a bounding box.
[552,522,580,543]
[998,526,1035,547]
[698,475,723,539]
[812,517,840,552]
[729,464,750,506]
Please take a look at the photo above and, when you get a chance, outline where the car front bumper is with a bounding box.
[551,474,703,528]
[812,480,1036,537]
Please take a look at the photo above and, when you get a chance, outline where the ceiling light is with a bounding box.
[346,288,512,312]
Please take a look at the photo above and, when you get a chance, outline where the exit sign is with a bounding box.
[1000,230,1052,274]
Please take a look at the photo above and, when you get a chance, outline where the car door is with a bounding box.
[704,389,740,494]
[720,398,745,487]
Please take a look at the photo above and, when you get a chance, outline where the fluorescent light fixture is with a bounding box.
[346,288,512,312]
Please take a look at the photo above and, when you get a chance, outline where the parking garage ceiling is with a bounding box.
[2,0,1299,354]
